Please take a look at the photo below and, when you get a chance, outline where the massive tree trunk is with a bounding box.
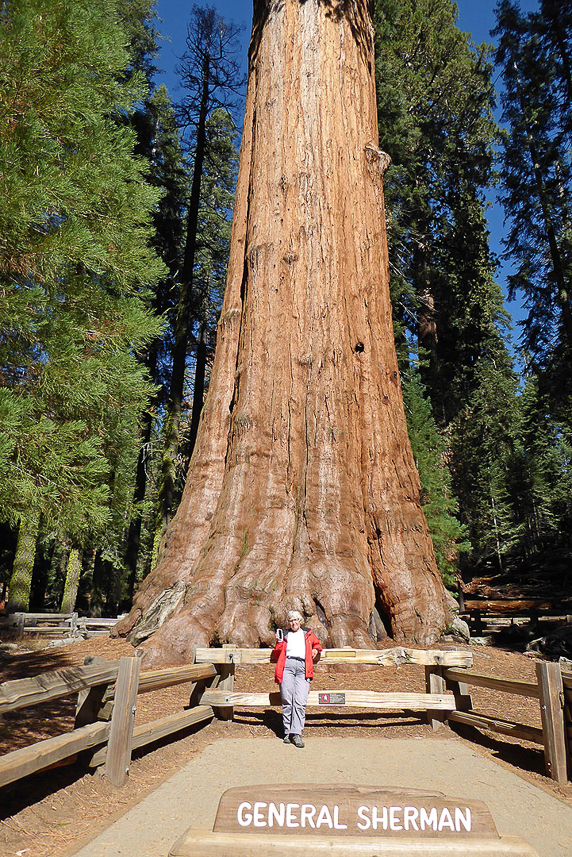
[116,0,450,666]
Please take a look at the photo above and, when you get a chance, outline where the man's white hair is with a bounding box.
[287,610,303,622]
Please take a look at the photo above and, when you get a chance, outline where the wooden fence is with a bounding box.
[193,646,570,784]
[0,611,121,637]
[459,598,572,637]
[1,646,571,791]
[0,656,227,788]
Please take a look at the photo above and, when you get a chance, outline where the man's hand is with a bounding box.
[312,647,319,661]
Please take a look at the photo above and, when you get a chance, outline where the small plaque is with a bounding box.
[318,692,346,704]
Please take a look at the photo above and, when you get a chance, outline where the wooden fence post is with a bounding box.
[14,612,25,636]
[190,647,235,720]
[425,666,446,730]
[536,661,568,783]
[216,645,236,721]
[104,656,141,787]
[69,612,78,636]
[443,671,472,717]
[75,656,114,729]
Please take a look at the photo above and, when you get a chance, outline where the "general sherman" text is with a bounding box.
[236,801,473,834]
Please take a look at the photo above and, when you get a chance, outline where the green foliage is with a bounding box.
[191,108,239,352]
[373,0,521,575]
[448,350,522,569]
[373,0,500,399]
[0,0,165,577]
[494,0,572,386]
[509,377,572,557]
[402,371,469,587]
[153,6,244,546]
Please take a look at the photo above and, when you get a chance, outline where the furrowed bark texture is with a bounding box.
[117,0,450,665]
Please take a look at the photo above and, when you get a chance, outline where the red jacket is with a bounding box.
[271,628,323,683]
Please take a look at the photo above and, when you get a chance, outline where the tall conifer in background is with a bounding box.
[493,0,572,571]
[494,0,572,393]
[123,82,188,598]
[373,0,519,574]
[153,5,244,552]
[0,0,165,610]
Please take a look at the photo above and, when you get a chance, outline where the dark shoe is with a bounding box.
[283,735,292,744]
[291,734,305,748]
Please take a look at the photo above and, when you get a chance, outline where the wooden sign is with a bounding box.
[170,784,539,856]
[213,784,498,840]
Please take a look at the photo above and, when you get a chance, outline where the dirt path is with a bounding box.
[70,736,572,857]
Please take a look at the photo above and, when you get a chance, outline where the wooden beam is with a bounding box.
[170,829,539,856]
[7,612,76,621]
[462,599,555,613]
[104,656,141,787]
[213,645,235,721]
[0,662,120,714]
[536,661,568,783]
[137,663,217,695]
[201,690,457,710]
[447,710,544,745]
[443,669,540,700]
[75,657,113,728]
[90,705,214,767]
[194,647,473,668]
[0,721,110,788]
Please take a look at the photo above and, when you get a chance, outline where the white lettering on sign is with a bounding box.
[236,802,472,834]
[355,805,472,834]
[316,805,333,828]
[404,807,419,830]
[286,803,299,828]
[300,805,316,828]
[456,807,472,832]
[268,803,285,827]
[253,802,267,827]
[420,807,438,830]
[237,802,252,826]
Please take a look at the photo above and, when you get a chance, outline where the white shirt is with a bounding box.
[286,628,306,658]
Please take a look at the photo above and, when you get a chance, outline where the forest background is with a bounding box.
[1,0,570,621]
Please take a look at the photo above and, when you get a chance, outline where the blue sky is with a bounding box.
[153,0,541,333]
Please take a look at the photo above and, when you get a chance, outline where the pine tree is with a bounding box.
[494,0,572,390]
[123,83,188,597]
[154,5,245,547]
[0,0,165,610]
[373,0,520,574]
[510,375,572,559]
[449,349,522,570]
[187,108,239,459]
[373,0,500,422]
[401,371,469,587]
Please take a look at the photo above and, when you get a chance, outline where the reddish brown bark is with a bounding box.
[116,0,450,666]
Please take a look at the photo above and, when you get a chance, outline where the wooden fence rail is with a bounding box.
[0,612,122,637]
[0,658,219,789]
[442,661,567,782]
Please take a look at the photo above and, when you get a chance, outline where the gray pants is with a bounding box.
[280,657,310,736]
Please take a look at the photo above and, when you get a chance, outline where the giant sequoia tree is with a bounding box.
[116,0,450,665]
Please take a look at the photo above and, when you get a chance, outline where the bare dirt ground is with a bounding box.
[1,634,572,857]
